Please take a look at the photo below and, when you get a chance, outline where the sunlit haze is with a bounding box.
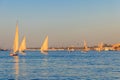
[0,0,120,49]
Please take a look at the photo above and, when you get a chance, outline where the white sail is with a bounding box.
[40,36,48,54]
[19,36,26,53]
[13,23,19,53]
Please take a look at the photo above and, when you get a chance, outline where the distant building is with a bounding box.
[112,43,120,51]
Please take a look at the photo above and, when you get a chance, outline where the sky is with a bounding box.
[0,0,120,49]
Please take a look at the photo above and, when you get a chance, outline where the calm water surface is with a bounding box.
[0,50,120,80]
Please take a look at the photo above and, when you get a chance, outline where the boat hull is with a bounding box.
[10,53,18,56]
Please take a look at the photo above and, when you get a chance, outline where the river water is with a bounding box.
[0,50,120,80]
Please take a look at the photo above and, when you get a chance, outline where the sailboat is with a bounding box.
[19,36,26,54]
[67,46,75,52]
[97,42,103,52]
[40,36,48,54]
[81,40,89,53]
[10,23,19,56]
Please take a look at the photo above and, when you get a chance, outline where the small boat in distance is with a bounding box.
[67,47,75,53]
[99,42,103,52]
[19,36,26,54]
[10,23,19,56]
[96,42,103,52]
[40,36,48,54]
[81,40,89,53]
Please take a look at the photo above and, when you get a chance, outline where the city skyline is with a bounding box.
[0,0,120,49]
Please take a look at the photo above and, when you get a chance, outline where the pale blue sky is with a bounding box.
[0,0,120,48]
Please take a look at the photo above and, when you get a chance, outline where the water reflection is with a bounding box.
[41,56,48,77]
[43,56,48,66]
[21,56,27,77]
[13,56,19,80]
[4,51,120,79]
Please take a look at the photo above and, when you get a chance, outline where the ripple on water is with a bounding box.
[0,51,120,80]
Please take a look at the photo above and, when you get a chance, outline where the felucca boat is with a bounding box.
[10,23,19,56]
[19,36,26,54]
[40,36,48,54]
[81,40,89,53]
[97,42,103,52]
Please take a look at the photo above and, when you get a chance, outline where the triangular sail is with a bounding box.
[19,36,26,53]
[84,40,88,51]
[98,42,103,52]
[13,23,19,53]
[41,36,48,54]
